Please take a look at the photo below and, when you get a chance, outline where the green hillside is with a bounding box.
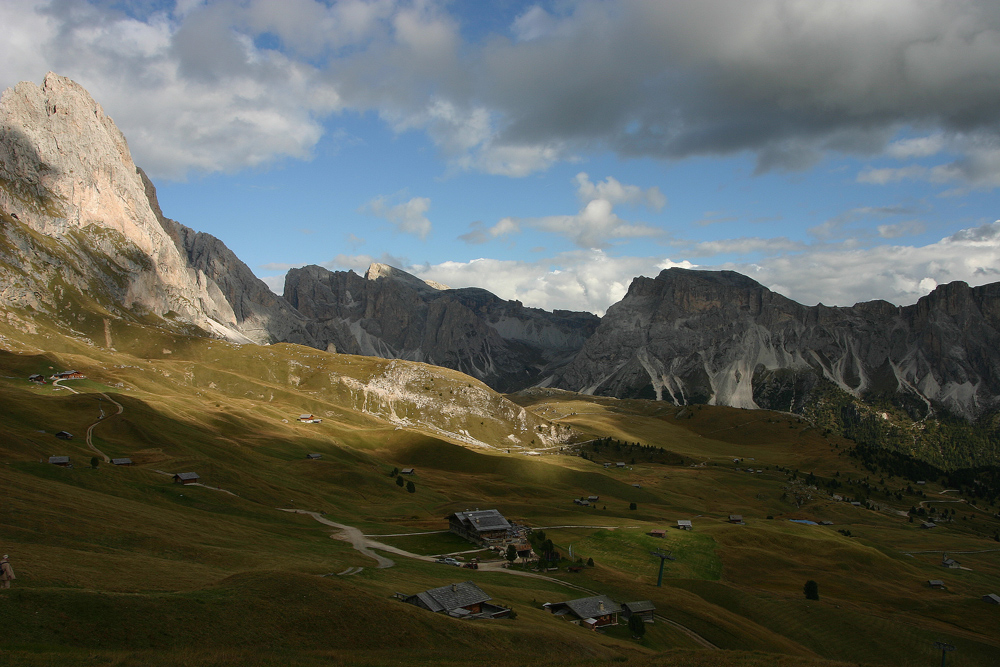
[1,318,998,667]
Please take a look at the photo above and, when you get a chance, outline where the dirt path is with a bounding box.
[52,380,121,464]
[654,614,719,649]
[279,509,430,568]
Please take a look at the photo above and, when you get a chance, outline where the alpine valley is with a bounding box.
[1,74,999,667]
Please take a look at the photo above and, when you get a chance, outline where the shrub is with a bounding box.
[395,476,404,487]
[406,480,415,493]
[629,502,637,511]
[628,614,646,638]
[804,580,819,600]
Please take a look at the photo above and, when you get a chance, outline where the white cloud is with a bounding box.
[410,250,668,315]
[9,1,1000,182]
[363,195,432,239]
[574,172,666,210]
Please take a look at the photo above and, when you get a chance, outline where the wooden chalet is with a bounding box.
[983,593,1000,605]
[648,529,666,538]
[298,414,322,423]
[55,431,73,440]
[306,453,322,459]
[622,600,656,623]
[728,514,744,524]
[447,509,512,546]
[400,468,415,475]
[616,462,626,468]
[174,472,200,484]
[48,456,71,466]
[402,581,510,619]
[587,495,599,502]
[544,595,621,629]
[677,519,693,530]
[110,458,132,466]
[28,374,45,384]
[942,556,961,569]
[573,498,590,506]
[920,521,937,529]
[53,370,86,380]
[928,580,946,589]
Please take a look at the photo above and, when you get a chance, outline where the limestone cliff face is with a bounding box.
[0,73,306,345]
[284,263,600,392]
[551,268,1000,419]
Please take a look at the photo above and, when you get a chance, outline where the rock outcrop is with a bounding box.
[284,263,600,392]
[551,268,1000,419]
[0,72,309,345]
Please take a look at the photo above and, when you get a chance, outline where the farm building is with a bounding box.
[174,472,200,484]
[677,520,693,530]
[920,522,937,529]
[616,462,626,468]
[728,515,744,524]
[649,529,666,538]
[52,370,85,380]
[544,595,621,629]
[298,414,322,423]
[55,431,73,440]
[111,458,132,466]
[28,374,45,384]
[622,600,656,623]
[573,498,590,506]
[306,453,322,460]
[928,580,946,589]
[447,510,512,546]
[401,581,510,619]
[48,456,70,466]
[942,556,961,569]
[983,594,1000,605]
[400,468,415,475]
[587,495,599,502]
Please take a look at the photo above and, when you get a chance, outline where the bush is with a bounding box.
[395,476,404,487]
[406,480,415,493]
[804,580,819,600]
[90,456,99,469]
[629,502,637,511]
[628,614,646,638]
[587,557,594,567]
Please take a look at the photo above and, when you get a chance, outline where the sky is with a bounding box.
[3,0,1000,315]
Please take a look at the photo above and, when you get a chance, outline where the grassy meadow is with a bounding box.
[0,318,998,666]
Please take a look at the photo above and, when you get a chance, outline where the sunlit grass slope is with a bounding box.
[0,320,998,666]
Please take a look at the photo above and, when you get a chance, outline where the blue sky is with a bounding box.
[3,0,1000,314]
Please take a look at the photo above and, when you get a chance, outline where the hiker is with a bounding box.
[1,554,15,589]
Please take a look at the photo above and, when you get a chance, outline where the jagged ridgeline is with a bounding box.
[5,73,1000,469]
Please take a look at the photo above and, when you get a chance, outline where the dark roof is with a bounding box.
[928,580,945,587]
[306,453,322,459]
[174,472,200,481]
[55,431,73,439]
[110,458,132,465]
[416,581,491,612]
[450,509,511,533]
[983,593,1000,603]
[48,456,70,464]
[562,595,621,619]
[729,515,743,521]
[401,468,415,474]
[623,600,656,613]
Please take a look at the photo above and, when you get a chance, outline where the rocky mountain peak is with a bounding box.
[0,72,310,345]
[364,262,449,292]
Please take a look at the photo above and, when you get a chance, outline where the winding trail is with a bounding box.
[285,510,719,649]
[52,380,122,464]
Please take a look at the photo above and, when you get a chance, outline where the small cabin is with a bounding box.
[400,468,415,475]
[677,520,693,530]
[48,456,71,466]
[920,521,937,529]
[55,431,73,440]
[111,458,132,466]
[649,529,666,538]
[728,515,744,524]
[573,498,590,506]
[402,581,510,619]
[587,495,599,502]
[983,593,1000,605]
[174,472,200,484]
[942,556,961,569]
[306,453,322,460]
[544,595,621,629]
[631,483,642,488]
[298,414,322,423]
[928,580,946,589]
[28,374,46,384]
[616,462,626,468]
[53,370,86,380]
[622,600,655,624]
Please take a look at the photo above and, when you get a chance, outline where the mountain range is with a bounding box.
[4,73,1000,428]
